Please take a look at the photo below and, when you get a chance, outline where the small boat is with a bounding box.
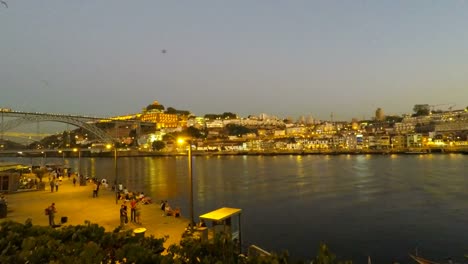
[409,254,442,264]
[410,254,440,264]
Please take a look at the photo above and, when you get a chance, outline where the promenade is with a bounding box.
[0,176,189,250]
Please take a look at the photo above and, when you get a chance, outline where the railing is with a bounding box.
[247,244,271,257]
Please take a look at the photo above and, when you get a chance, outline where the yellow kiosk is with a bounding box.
[199,207,242,252]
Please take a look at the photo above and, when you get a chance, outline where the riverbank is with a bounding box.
[0,176,189,250]
[2,147,467,158]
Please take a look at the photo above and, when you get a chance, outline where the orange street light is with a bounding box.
[106,144,119,204]
[178,137,194,228]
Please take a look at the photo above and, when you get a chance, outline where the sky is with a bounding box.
[1,1,468,121]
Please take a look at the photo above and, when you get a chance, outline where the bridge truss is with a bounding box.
[0,111,129,144]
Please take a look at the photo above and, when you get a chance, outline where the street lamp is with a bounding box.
[178,138,194,228]
[73,148,81,176]
[58,150,65,165]
[106,144,118,204]
[41,151,46,167]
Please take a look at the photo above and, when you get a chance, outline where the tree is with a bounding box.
[152,141,166,151]
[186,126,204,139]
[221,112,238,119]
[165,107,177,114]
[33,168,47,182]
[0,220,166,264]
[146,103,165,112]
[225,124,255,136]
[412,104,430,116]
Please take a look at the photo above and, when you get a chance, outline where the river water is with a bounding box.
[7,153,468,263]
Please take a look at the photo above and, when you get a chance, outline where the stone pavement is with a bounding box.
[0,176,189,250]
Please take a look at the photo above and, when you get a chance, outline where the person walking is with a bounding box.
[130,199,137,222]
[93,182,98,198]
[72,177,76,187]
[119,204,127,227]
[55,181,59,192]
[135,202,141,225]
[47,203,57,227]
[50,180,54,193]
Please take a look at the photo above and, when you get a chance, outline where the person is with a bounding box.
[135,203,141,224]
[0,194,7,205]
[47,203,57,227]
[160,200,166,212]
[55,181,59,192]
[119,204,127,227]
[173,207,181,218]
[130,199,137,222]
[50,180,54,193]
[164,202,173,216]
[93,182,98,198]
[198,220,206,227]
[72,177,76,187]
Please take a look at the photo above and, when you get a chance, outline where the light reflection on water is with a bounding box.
[5,154,468,263]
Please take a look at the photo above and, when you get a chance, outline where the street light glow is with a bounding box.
[177,137,195,228]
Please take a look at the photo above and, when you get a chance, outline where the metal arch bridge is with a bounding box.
[0,110,141,143]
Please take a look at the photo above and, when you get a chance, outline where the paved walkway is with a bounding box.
[0,176,189,250]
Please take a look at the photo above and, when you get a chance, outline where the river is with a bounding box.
[6,153,468,263]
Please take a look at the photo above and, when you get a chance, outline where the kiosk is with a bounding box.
[199,207,242,253]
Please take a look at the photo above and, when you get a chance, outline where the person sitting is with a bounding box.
[141,196,152,205]
[198,220,206,227]
[164,203,174,216]
[173,207,181,217]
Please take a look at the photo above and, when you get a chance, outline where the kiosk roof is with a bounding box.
[199,207,242,221]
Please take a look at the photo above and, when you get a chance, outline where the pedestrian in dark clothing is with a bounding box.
[120,205,127,227]
[47,203,57,227]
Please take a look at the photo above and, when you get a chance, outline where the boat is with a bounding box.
[404,148,429,154]
[408,254,459,264]
[409,254,442,264]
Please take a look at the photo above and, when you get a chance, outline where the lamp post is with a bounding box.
[106,144,118,204]
[178,138,194,228]
[41,151,45,167]
[73,148,81,177]
[58,150,65,165]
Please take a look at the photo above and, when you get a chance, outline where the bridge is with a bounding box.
[0,109,152,144]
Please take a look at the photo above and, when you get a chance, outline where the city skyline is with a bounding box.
[1,1,468,121]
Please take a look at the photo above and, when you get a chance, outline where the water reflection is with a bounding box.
[5,154,468,263]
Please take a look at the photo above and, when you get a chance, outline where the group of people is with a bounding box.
[120,198,142,227]
[160,200,181,217]
[116,184,152,205]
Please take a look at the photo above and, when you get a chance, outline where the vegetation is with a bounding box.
[412,104,430,116]
[165,107,191,116]
[146,103,165,112]
[32,168,47,182]
[0,220,352,264]
[204,112,238,120]
[225,124,256,136]
[152,140,166,151]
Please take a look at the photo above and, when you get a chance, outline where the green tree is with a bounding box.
[33,168,47,182]
[152,140,166,151]
[186,126,204,139]
[221,112,238,119]
[412,104,430,116]
[146,103,165,111]
[225,124,255,136]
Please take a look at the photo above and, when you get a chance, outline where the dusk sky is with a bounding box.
[1,1,467,121]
